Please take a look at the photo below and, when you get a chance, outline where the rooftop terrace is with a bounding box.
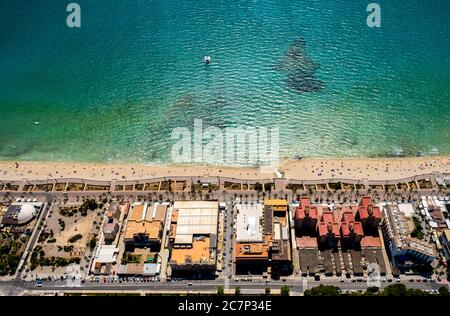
[170,236,215,265]
[235,204,263,243]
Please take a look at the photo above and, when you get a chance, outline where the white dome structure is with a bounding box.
[17,203,36,224]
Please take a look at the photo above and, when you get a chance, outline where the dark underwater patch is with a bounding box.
[276,37,324,93]
[0,143,34,157]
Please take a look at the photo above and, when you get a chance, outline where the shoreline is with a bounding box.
[0,156,449,182]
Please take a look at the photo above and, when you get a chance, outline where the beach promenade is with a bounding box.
[0,157,448,206]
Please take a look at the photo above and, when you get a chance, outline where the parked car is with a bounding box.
[35,278,43,287]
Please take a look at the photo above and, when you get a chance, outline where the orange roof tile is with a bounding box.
[295,205,318,221]
[130,204,145,221]
[171,237,213,264]
[360,236,382,248]
[319,222,340,238]
[296,236,318,248]
[341,222,364,238]
[124,220,162,240]
[234,243,269,260]
[171,209,179,223]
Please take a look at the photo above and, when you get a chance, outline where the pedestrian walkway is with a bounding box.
[224,277,230,291]
[302,278,308,292]
[66,264,83,287]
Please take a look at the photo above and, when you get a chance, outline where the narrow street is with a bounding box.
[222,202,234,290]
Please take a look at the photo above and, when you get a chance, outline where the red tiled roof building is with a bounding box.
[295,198,318,234]
[357,196,382,235]
[318,211,340,248]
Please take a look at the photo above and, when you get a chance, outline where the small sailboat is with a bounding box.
[204,56,211,64]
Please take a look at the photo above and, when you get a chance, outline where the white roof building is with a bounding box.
[143,263,160,276]
[235,203,264,242]
[382,204,437,263]
[173,201,218,245]
[1,202,42,225]
[398,203,415,218]
[93,245,119,264]
[17,204,36,224]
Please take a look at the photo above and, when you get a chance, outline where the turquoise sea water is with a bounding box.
[0,0,449,165]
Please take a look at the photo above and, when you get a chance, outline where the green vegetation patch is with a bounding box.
[79,199,98,216]
[88,238,97,251]
[68,234,83,243]
[38,229,54,243]
[305,284,450,297]
[0,232,27,275]
[410,217,424,239]
[280,285,290,296]
[264,183,274,191]
[30,245,80,270]
[121,252,142,264]
[304,284,340,296]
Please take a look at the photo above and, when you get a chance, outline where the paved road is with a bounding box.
[24,202,52,254]
[0,277,444,296]
[159,203,172,282]
[222,202,234,284]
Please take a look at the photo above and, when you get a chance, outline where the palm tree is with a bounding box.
[280,285,290,296]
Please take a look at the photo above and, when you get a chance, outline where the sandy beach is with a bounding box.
[282,156,450,181]
[0,156,449,182]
